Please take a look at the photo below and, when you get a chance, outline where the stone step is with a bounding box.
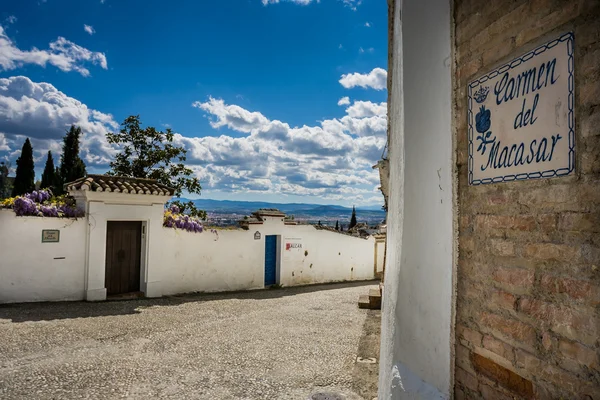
[358,294,371,309]
[368,288,381,309]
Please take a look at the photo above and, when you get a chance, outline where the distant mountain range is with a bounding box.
[181,198,386,226]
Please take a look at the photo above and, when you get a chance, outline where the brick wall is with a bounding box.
[453,0,600,398]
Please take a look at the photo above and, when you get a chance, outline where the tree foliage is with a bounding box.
[349,206,357,229]
[12,138,35,196]
[335,220,339,231]
[107,116,201,198]
[57,125,87,194]
[41,151,56,191]
[0,161,11,199]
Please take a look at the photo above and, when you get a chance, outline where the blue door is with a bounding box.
[264,235,277,286]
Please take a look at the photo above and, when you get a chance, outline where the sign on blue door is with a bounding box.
[264,235,277,286]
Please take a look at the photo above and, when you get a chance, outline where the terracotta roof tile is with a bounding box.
[65,174,175,196]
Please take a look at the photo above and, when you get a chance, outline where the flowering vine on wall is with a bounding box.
[1,190,84,218]
[163,204,204,233]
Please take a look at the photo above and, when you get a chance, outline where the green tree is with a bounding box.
[12,138,35,196]
[40,151,56,191]
[107,115,202,199]
[349,206,357,229]
[335,220,339,231]
[57,125,86,194]
[0,161,11,199]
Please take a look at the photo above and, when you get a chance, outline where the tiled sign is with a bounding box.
[468,32,575,185]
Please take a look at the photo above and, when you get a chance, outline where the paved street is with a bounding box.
[0,282,380,400]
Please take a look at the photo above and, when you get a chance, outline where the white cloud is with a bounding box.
[340,0,361,10]
[0,25,107,77]
[339,67,387,90]
[337,96,350,106]
[359,47,364,54]
[345,100,386,118]
[6,16,17,24]
[0,133,9,151]
[0,76,117,167]
[365,22,371,27]
[84,25,95,35]
[192,97,270,133]
[184,96,387,203]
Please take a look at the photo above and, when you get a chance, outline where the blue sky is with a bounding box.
[0,0,387,206]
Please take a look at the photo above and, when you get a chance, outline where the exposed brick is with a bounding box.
[539,364,588,394]
[480,312,537,348]
[458,56,482,83]
[459,236,475,253]
[539,274,600,305]
[458,324,483,347]
[515,2,580,47]
[475,215,536,231]
[581,47,600,76]
[492,267,534,293]
[483,335,515,361]
[541,331,553,351]
[455,367,479,392]
[515,349,542,371]
[489,239,515,257]
[581,109,600,138]
[523,243,580,262]
[482,36,515,66]
[558,340,599,370]
[487,192,509,205]
[559,212,600,233]
[581,76,600,107]
[456,343,475,374]
[472,353,534,398]
[518,298,598,346]
[518,185,579,211]
[480,384,513,400]
[536,214,557,231]
[489,290,516,311]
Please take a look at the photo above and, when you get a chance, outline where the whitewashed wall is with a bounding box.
[0,209,87,303]
[159,224,376,295]
[379,0,454,398]
[160,228,265,295]
[0,207,377,303]
[278,226,375,286]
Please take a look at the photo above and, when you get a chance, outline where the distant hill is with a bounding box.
[182,198,386,226]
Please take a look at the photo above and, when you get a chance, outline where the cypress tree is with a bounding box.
[12,138,35,196]
[335,220,339,231]
[349,206,357,229]
[41,151,56,191]
[57,125,86,194]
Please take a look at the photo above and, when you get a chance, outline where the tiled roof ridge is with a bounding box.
[65,174,175,196]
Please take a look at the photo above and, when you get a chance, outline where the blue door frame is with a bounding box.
[264,235,277,286]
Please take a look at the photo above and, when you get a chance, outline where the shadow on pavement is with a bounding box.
[0,280,378,323]
[352,308,381,399]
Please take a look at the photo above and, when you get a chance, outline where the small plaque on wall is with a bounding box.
[254,231,261,240]
[42,229,60,243]
[468,32,574,185]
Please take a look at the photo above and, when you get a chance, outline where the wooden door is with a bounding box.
[105,221,142,295]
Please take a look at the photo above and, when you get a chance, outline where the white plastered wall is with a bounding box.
[159,223,376,295]
[379,0,455,398]
[0,209,87,303]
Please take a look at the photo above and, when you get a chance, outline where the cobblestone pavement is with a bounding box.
[0,282,379,400]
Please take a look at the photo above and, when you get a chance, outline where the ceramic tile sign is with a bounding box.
[468,32,574,185]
